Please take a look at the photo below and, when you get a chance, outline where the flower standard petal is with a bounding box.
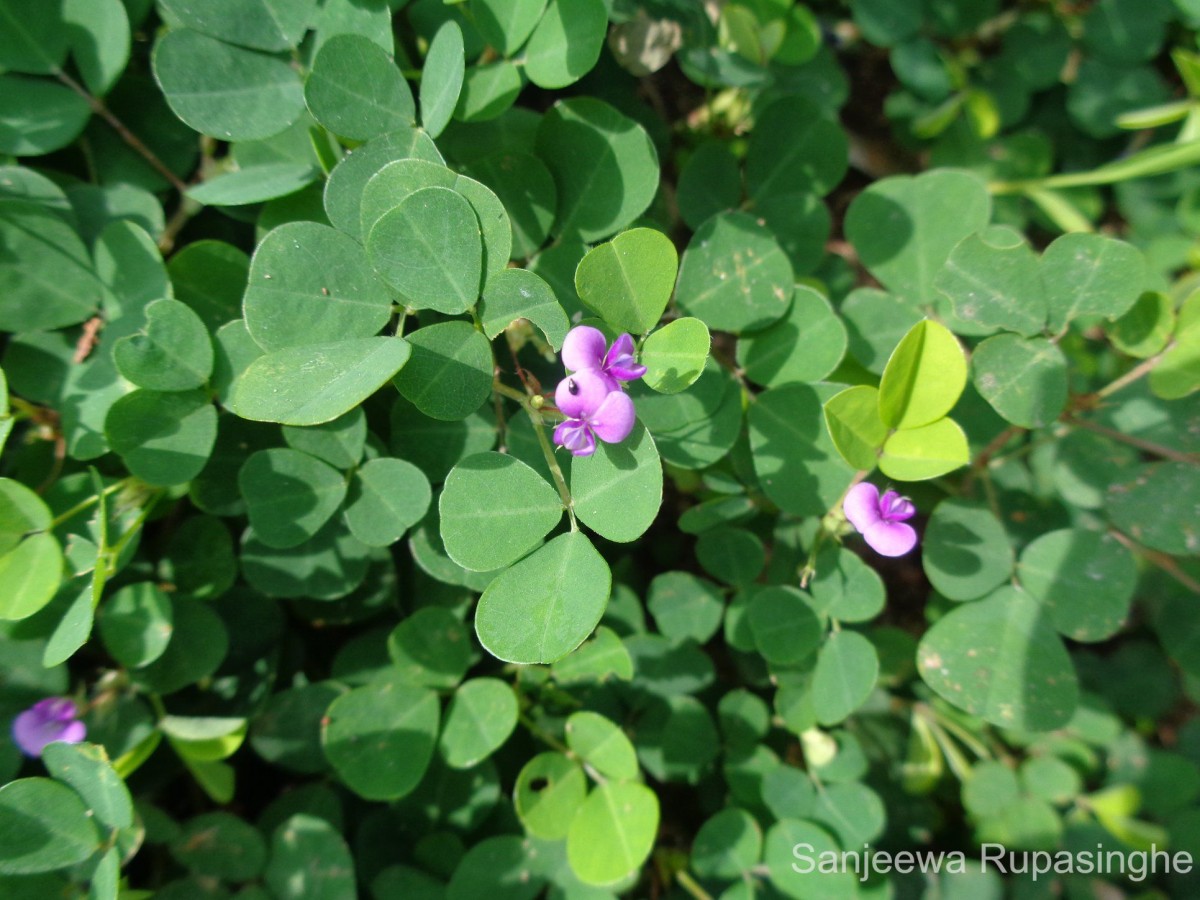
[843,482,883,533]
[588,390,636,444]
[554,370,610,419]
[561,326,609,373]
[864,520,918,557]
[11,698,86,757]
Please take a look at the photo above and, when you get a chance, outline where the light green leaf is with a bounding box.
[823,385,887,471]
[230,337,412,426]
[574,227,678,334]
[1042,232,1146,331]
[524,0,606,89]
[567,782,659,887]
[64,0,130,96]
[471,0,546,55]
[878,416,969,482]
[878,319,967,429]
[479,267,569,349]
[439,678,518,769]
[0,533,63,621]
[971,333,1068,428]
[475,531,610,664]
[187,163,320,206]
[440,451,562,570]
[811,630,880,725]
[515,752,586,840]
[565,710,639,781]
[640,317,710,394]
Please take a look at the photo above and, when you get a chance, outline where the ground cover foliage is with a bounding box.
[1,0,1200,896]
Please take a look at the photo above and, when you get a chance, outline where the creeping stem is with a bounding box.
[494,381,578,532]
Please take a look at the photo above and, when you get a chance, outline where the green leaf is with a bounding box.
[94,219,172,317]
[0,477,51,557]
[807,546,886,623]
[168,240,249,332]
[343,458,431,548]
[438,678,518,769]
[446,836,545,900]
[322,128,444,240]
[823,385,887,471]
[935,231,1045,336]
[420,21,465,139]
[765,818,858,899]
[471,0,546,55]
[524,0,606,89]
[170,811,266,881]
[1018,529,1137,642]
[574,227,678,334]
[187,162,320,206]
[98,582,174,667]
[748,586,822,668]
[640,317,710,394]
[0,533,64,621]
[322,676,440,800]
[64,0,131,96]
[811,630,880,725]
[971,333,1068,428]
[691,808,762,879]
[748,384,855,516]
[239,448,347,550]
[1109,291,1175,359]
[564,789,659,893]
[387,607,471,690]
[479,268,569,349]
[282,409,366,470]
[244,222,393,352]
[0,201,100,332]
[42,742,133,831]
[878,319,967,429]
[264,814,356,900]
[240,518,370,600]
[745,95,848,200]
[647,571,725,645]
[0,0,69,73]
[456,60,522,121]
[440,451,561,570]
[535,97,659,243]
[390,398,497,485]
[676,211,794,334]
[515,752,586,840]
[565,710,638,781]
[737,287,847,387]
[569,422,662,543]
[842,287,923,375]
[152,28,305,141]
[130,596,228,694]
[922,499,1014,601]
[697,527,765,587]
[105,389,217,486]
[0,778,103,875]
[1105,461,1199,556]
[230,337,411,426]
[305,34,414,141]
[1150,290,1200,399]
[677,141,740,231]
[467,151,557,258]
[367,187,483,313]
[392,321,493,421]
[113,299,213,391]
[918,586,1078,731]
[878,416,969,482]
[0,75,92,156]
[157,0,317,52]
[845,169,991,306]
[1042,232,1147,331]
[550,625,633,684]
[475,531,610,664]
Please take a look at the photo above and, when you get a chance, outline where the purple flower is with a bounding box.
[553,369,636,457]
[561,326,646,391]
[843,483,918,557]
[11,698,87,758]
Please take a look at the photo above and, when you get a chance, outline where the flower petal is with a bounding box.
[554,420,596,456]
[554,370,610,418]
[604,333,647,381]
[589,390,636,444]
[880,490,915,522]
[864,520,918,557]
[843,482,882,533]
[561,326,608,373]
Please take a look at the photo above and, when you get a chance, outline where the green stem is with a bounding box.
[1067,416,1200,465]
[1095,349,1168,399]
[48,480,129,529]
[495,381,578,531]
[675,870,715,900]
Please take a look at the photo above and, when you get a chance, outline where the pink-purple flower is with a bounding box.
[11,697,87,758]
[552,326,642,457]
[844,483,918,557]
[561,326,646,391]
[553,370,636,457]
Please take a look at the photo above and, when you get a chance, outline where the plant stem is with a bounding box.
[1067,417,1200,464]
[55,70,190,196]
[494,381,578,531]
[48,480,129,529]
[675,869,715,900]
[1096,350,1168,399]
[1110,530,1200,594]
